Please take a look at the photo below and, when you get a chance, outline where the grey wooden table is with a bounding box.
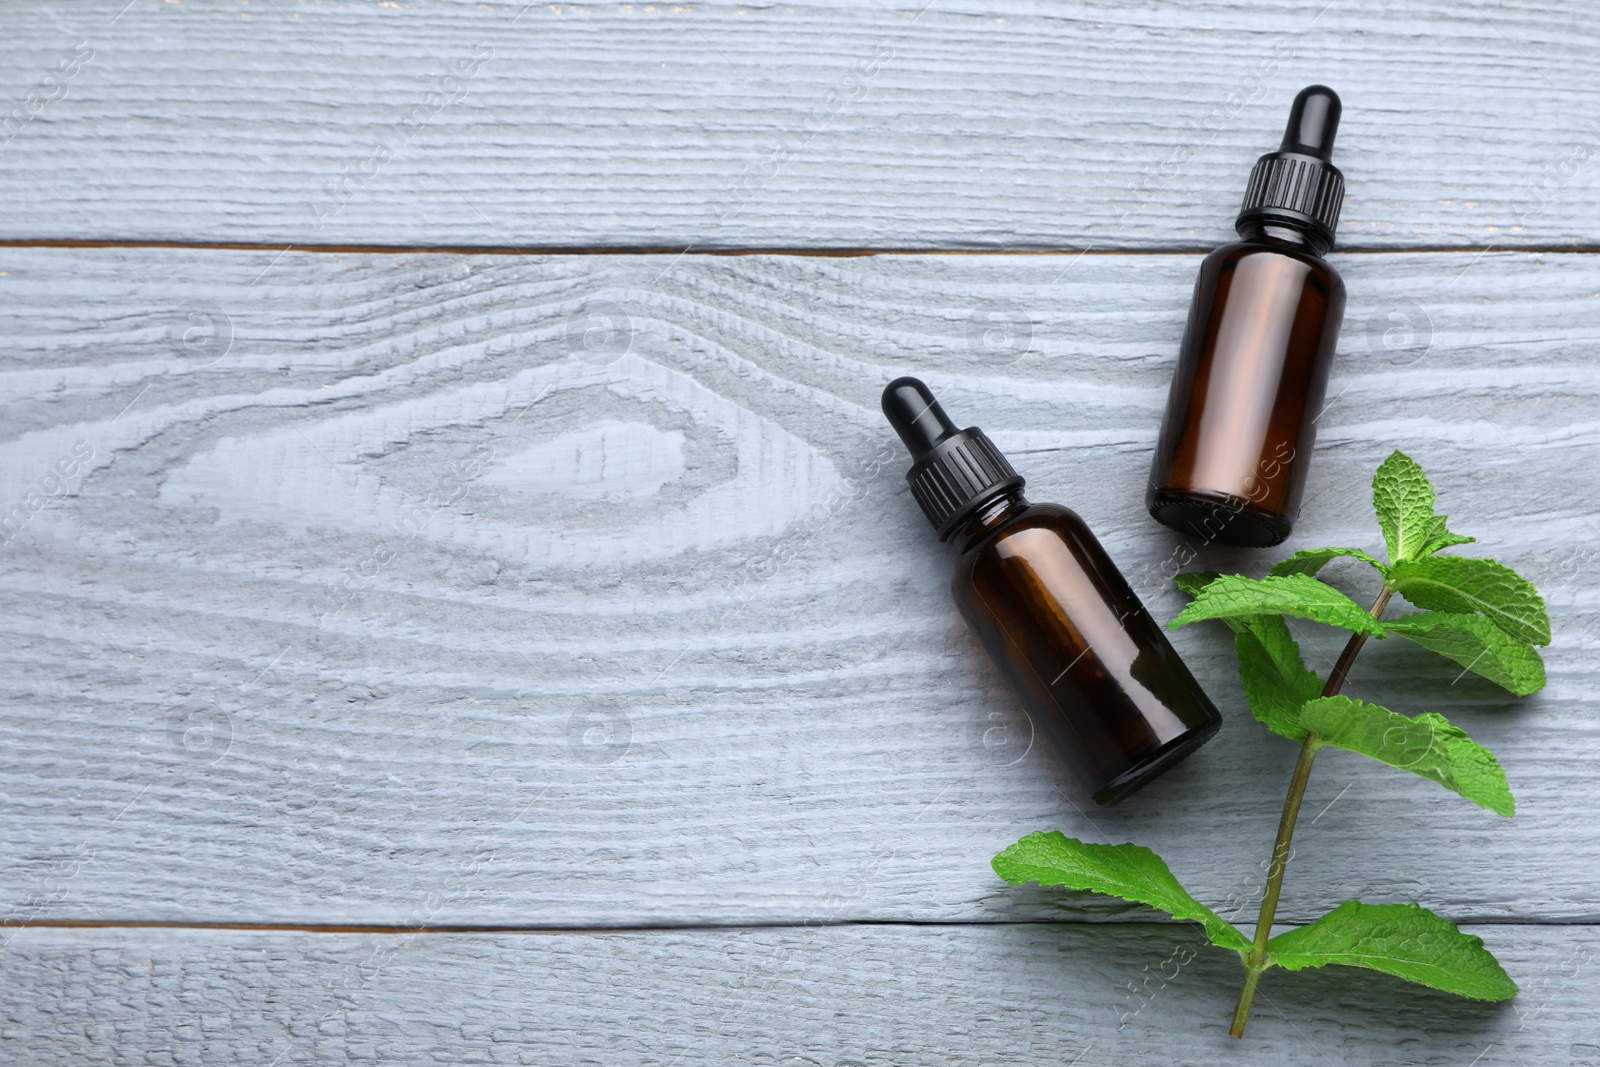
[2,2,1598,1064]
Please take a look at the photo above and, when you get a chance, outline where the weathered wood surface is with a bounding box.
[2,246,1596,931]
[2,1,1598,249]
[5,923,1599,1065]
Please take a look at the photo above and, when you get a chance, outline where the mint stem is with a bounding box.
[1229,582,1396,1039]
[1320,586,1393,698]
[1229,731,1320,1037]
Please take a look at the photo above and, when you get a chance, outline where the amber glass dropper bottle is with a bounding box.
[1148,85,1349,547]
[883,377,1222,806]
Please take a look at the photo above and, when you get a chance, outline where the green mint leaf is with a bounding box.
[1387,556,1551,646]
[1171,570,1221,599]
[1420,513,1475,557]
[1298,696,1513,816]
[1268,900,1518,1001]
[1269,547,1387,579]
[1373,450,1438,563]
[1385,611,1546,696]
[1232,616,1320,740]
[1168,574,1385,636]
[992,831,1250,953]
[1172,572,1317,739]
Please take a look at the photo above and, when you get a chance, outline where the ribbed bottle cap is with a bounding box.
[882,376,1024,541]
[1236,85,1345,253]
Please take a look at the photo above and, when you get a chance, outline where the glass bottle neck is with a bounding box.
[1236,220,1326,256]
[952,490,1029,550]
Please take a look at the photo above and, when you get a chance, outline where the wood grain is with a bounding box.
[0,1,1597,249]
[5,923,1599,1064]
[1,246,1597,931]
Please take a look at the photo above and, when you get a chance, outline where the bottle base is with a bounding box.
[1090,715,1223,807]
[1146,487,1291,548]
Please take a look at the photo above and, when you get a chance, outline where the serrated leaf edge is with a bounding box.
[1266,900,1519,1002]
[1268,546,1387,578]
[1387,556,1552,646]
[991,832,1251,954]
[1168,573,1386,637]
[1384,610,1546,697]
[1297,696,1514,817]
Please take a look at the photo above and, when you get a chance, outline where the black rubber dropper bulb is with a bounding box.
[883,376,959,460]
[1279,84,1340,160]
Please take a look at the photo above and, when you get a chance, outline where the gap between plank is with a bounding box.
[2,238,1600,258]
[11,917,1596,936]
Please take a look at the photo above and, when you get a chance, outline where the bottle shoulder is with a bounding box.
[1204,239,1344,291]
[956,501,1087,563]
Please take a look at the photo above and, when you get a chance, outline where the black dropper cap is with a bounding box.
[882,376,1024,542]
[1236,85,1345,254]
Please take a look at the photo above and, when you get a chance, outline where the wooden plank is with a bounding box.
[1,246,1597,928]
[4,923,1599,1063]
[1,1,1597,248]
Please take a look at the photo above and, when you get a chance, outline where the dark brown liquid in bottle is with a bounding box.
[952,493,1222,805]
[883,375,1222,806]
[1147,226,1346,547]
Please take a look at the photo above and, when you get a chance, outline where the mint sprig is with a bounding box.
[992,450,1546,1036]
